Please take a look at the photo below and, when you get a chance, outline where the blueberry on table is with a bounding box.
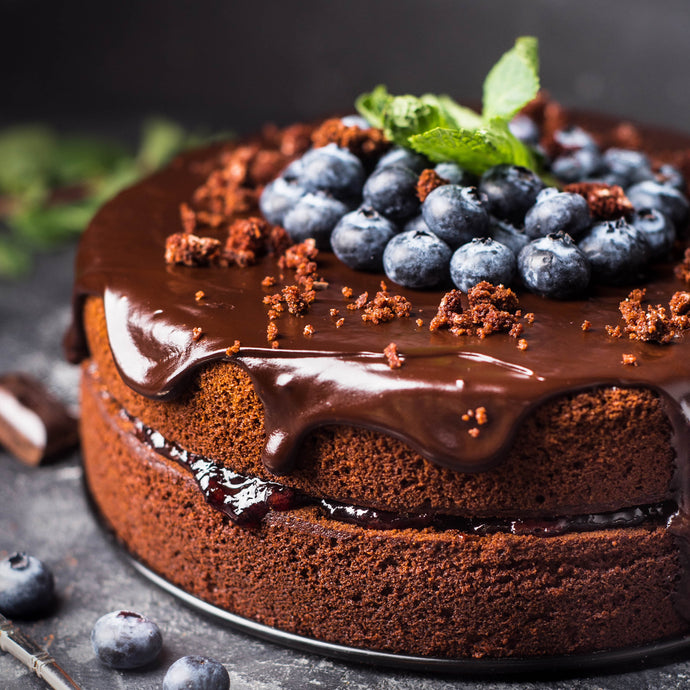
[298,143,365,199]
[163,655,230,690]
[524,191,591,240]
[91,610,163,669]
[283,192,349,249]
[601,148,654,188]
[579,219,650,284]
[363,164,420,221]
[422,184,489,249]
[259,176,306,225]
[383,228,452,289]
[488,216,529,256]
[631,208,676,259]
[518,232,591,299]
[375,146,430,174]
[655,163,686,193]
[626,180,690,230]
[0,552,54,619]
[434,161,475,187]
[331,206,398,271]
[450,238,516,292]
[478,164,544,225]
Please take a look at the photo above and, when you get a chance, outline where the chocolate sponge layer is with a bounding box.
[83,295,675,517]
[81,361,687,658]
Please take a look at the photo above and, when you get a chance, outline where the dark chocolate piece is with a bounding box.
[0,373,78,466]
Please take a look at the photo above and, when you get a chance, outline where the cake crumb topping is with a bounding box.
[564,182,633,220]
[416,169,449,202]
[606,288,688,343]
[165,233,221,267]
[194,290,206,302]
[225,340,241,356]
[622,353,638,366]
[383,342,402,369]
[192,327,203,341]
[430,282,523,338]
[581,320,592,332]
[303,324,315,336]
[517,338,528,350]
[675,248,690,284]
[310,118,390,161]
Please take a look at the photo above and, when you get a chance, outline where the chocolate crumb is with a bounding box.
[475,406,488,425]
[416,318,424,328]
[675,248,690,284]
[303,324,315,336]
[564,182,633,220]
[581,320,592,332]
[271,340,280,349]
[192,327,203,341]
[609,288,685,344]
[468,427,480,439]
[225,340,241,356]
[622,353,638,366]
[179,202,197,234]
[335,318,345,329]
[383,342,403,369]
[311,118,390,161]
[329,308,340,317]
[262,276,277,288]
[359,287,412,324]
[416,169,449,202]
[267,321,278,343]
[195,290,206,302]
[165,233,221,267]
[517,338,528,351]
[342,286,353,299]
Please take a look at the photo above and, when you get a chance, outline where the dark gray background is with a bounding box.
[3,0,690,134]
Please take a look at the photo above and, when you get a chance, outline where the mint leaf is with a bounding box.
[355,85,392,129]
[381,96,445,147]
[409,119,537,176]
[482,36,539,121]
[424,94,483,130]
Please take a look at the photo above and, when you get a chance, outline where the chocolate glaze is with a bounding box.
[66,113,690,613]
[129,404,675,535]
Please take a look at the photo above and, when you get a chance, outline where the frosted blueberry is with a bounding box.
[601,148,654,188]
[299,143,365,200]
[283,192,349,249]
[450,238,516,292]
[0,552,54,619]
[478,165,544,225]
[363,164,420,221]
[375,146,430,174]
[422,184,489,249]
[91,610,163,669]
[259,176,306,225]
[578,219,650,284]
[434,161,475,187]
[383,229,452,289]
[518,232,591,298]
[488,216,529,256]
[631,209,676,259]
[626,180,690,230]
[524,192,591,240]
[163,655,230,690]
[331,206,397,271]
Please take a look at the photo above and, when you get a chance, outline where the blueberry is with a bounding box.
[578,219,650,284]
[488,216,529,255]
[331,206,397,271]
[656,163,686,193]
[382,229,452,289]
[478,164,545,225]
[340,114,371,129]
[363,164,420,221]
[259,176,306,225]
[552,125,599,153]
[163,655,230,690]
[403,214,430,233]
[518,232,591,299]
[536,187,560,202]
[434,162,475,187]
[422,184,489,249]
[298,143,365,199]
[551,148,603,183]
[509,114,540,146]
[524,191,591,240]
[631,208,676,259]
[626,180,690,230]
[450,238,516,292]
[283,192,349,249]
[375,146,429,174]
[281,157,305,183]
[601,148,654,188]
[0,553,54,619]
[91,610,163,669]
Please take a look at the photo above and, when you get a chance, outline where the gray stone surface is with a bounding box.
[2,246,690,688]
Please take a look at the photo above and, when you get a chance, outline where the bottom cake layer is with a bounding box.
[81,362,689,659]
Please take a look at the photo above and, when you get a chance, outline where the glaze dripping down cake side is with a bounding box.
[68,101,690,659]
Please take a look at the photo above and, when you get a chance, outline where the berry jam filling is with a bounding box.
[128,410,676,534]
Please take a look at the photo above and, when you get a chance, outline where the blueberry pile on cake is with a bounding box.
[67,38,690,659]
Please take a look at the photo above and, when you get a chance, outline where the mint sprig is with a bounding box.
[356,36,541,176]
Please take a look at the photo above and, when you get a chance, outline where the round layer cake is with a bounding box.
[67,108,690,659]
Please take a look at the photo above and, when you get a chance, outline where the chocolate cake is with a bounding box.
[65,101,690,659]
